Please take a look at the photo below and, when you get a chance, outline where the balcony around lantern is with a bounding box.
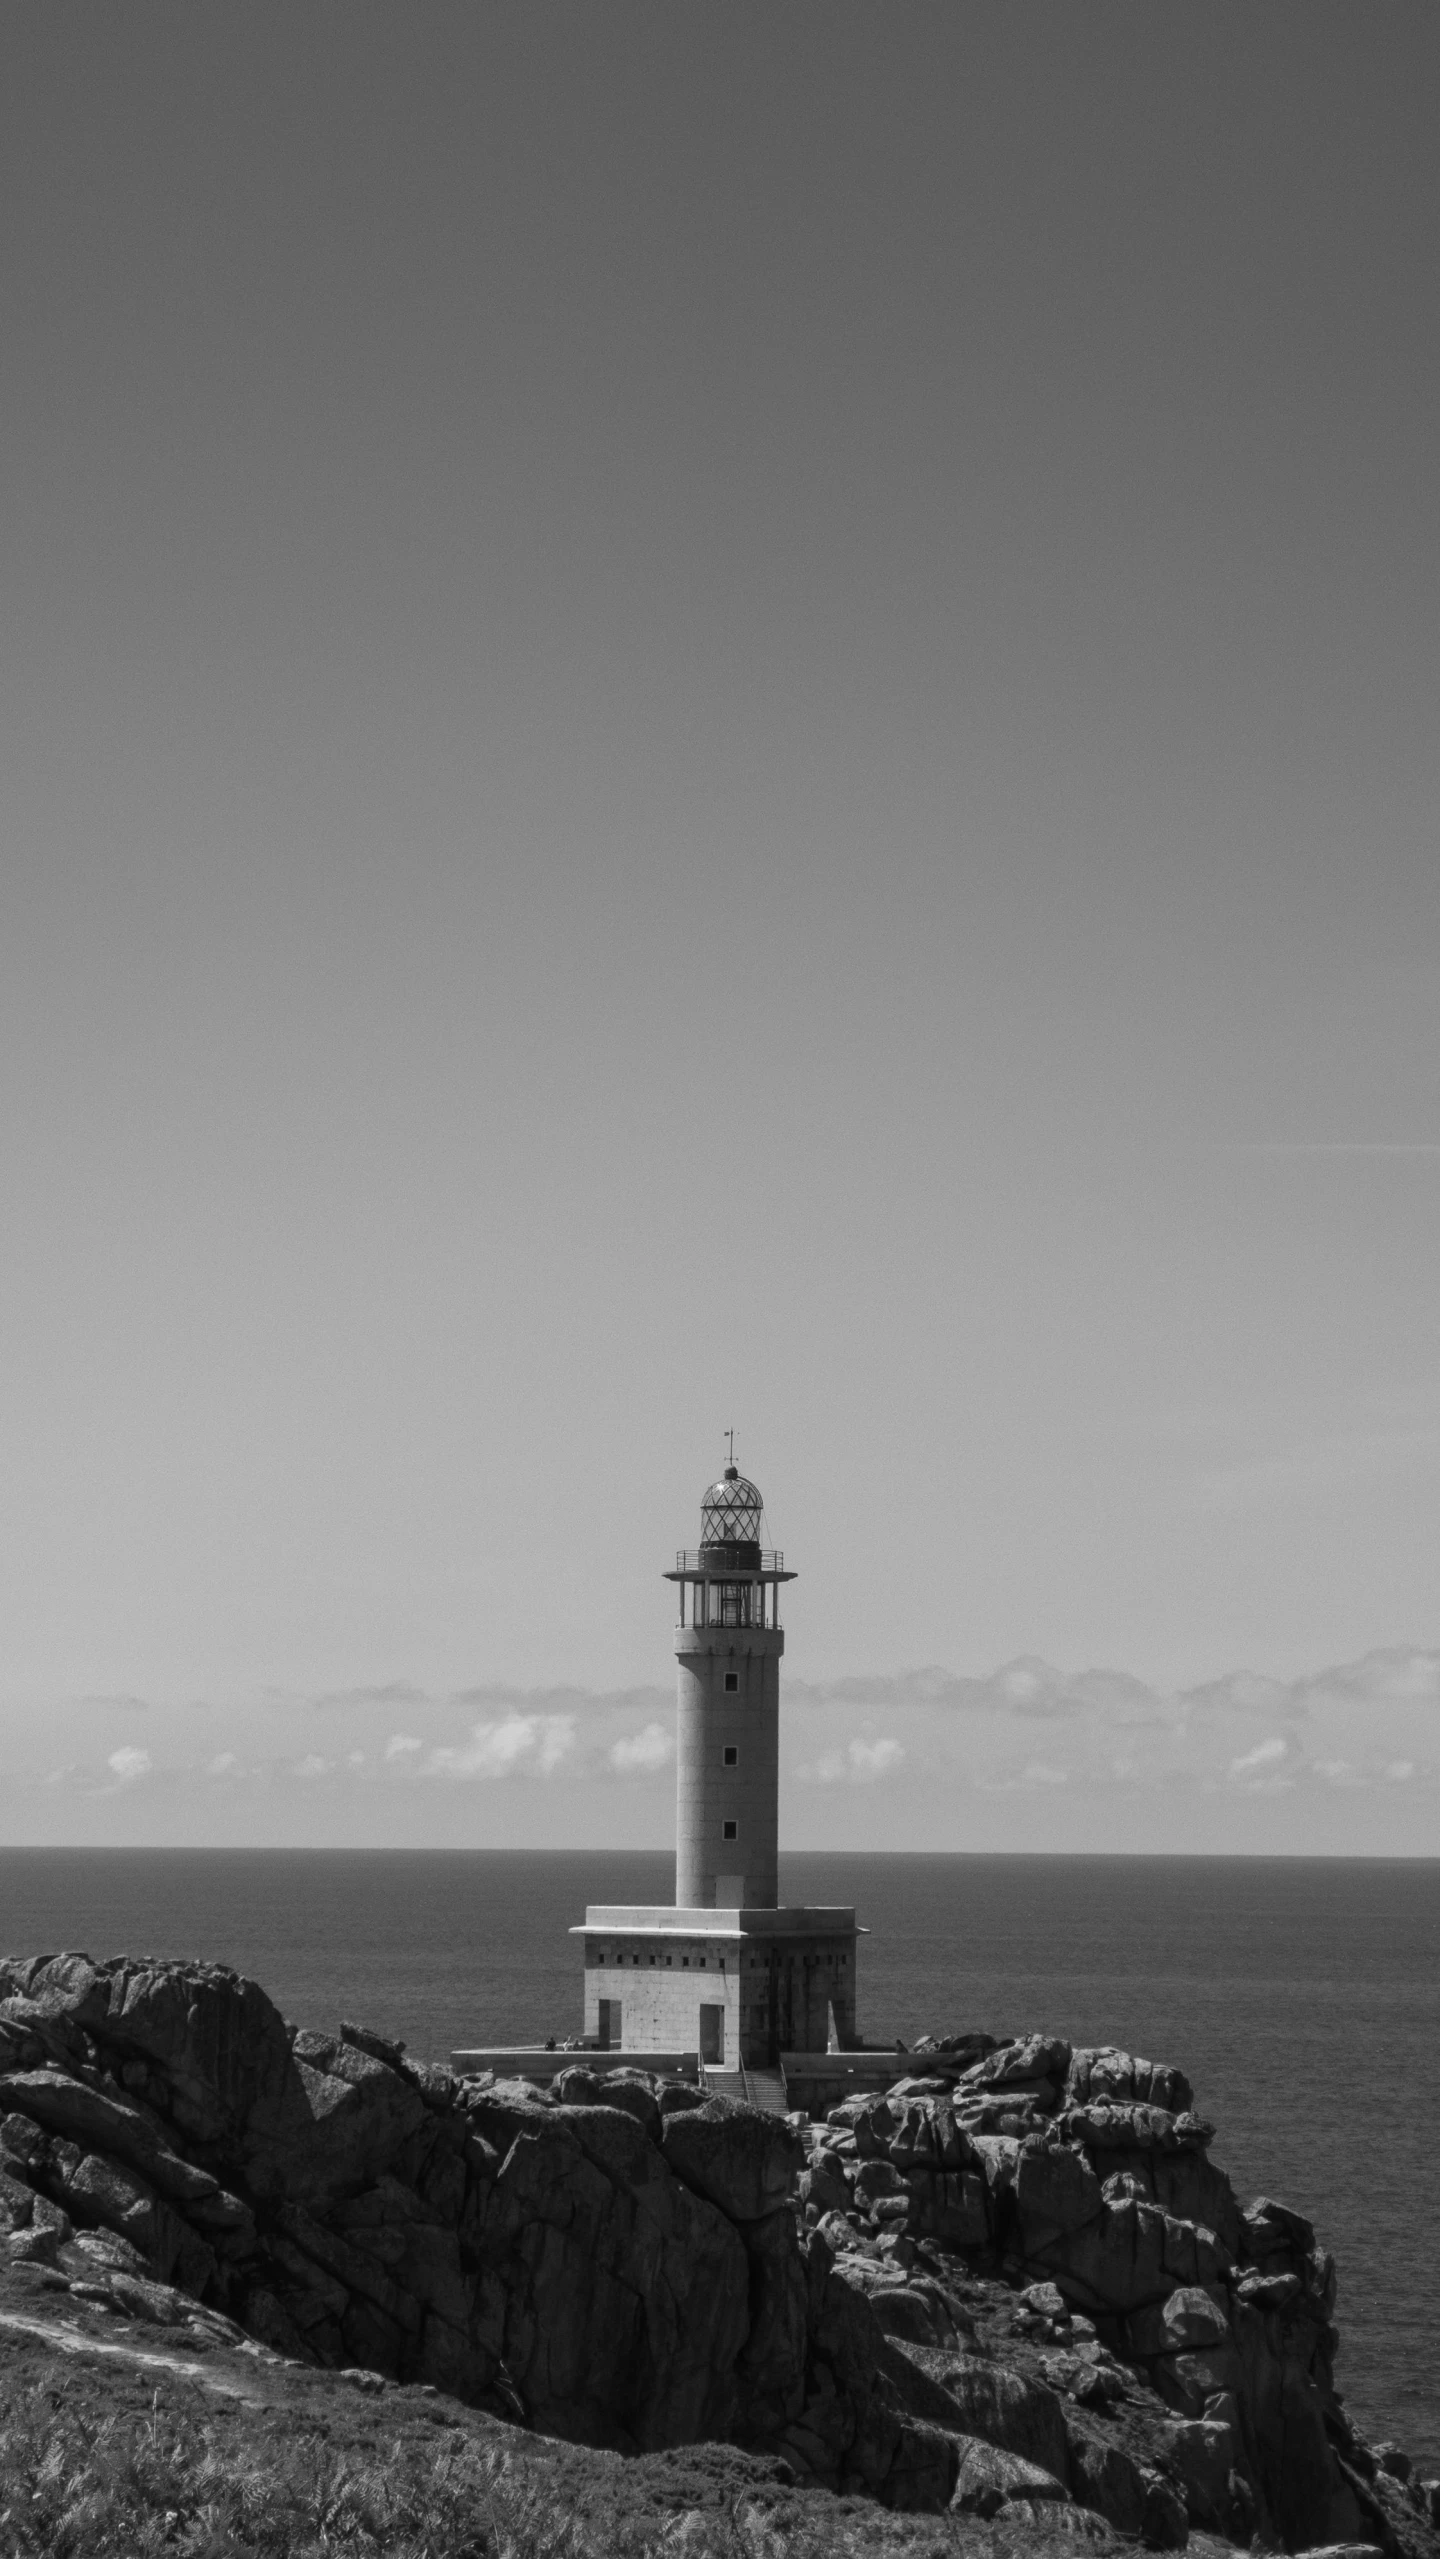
[673,1548,786,1576]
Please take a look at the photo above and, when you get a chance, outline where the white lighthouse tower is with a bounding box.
[574,1453,861,2087]
[670,1459,789,1910]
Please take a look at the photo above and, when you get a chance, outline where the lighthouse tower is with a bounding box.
[573,1453,862,2081]
[668,1462,791,1909]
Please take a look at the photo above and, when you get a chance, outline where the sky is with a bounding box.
[1,3,1436,1854]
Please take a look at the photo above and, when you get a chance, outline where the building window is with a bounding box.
[723,1819,737,1840]
[682,1957,689,1968]
[723,1745,738,1766]
[698,1957,706,1968]
[666,1956,673,1967]
[724,1672,738,1692]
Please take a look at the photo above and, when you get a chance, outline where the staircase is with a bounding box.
[741,2065,790,2116]
[703,2070,747,2104]
[702,2061,790,2115]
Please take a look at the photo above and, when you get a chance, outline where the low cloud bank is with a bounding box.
[3,1650,1433,1831]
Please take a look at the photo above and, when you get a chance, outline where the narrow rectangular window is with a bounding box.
[723,1818,738,1840]
[724,1672,738,1692]
[723,1744,738,1766]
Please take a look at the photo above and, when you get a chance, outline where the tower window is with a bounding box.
[724,1672,738,1692]
[723,1745,738,1766]
[723,1819,738,1840]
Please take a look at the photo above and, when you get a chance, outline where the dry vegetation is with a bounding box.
[0,2299,1116,2559]
[2,2394,565,2559]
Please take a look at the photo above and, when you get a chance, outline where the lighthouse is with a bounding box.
[574,1455,861,2083]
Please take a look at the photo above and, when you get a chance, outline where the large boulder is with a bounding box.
[957,2034,1072,2095]
[660,2096,803,2222]
[951,2437,1070,2516]
[1066,2047,1194,2116]
[551,2067,663,2137]
[1013,2136,1106,2246]
[479,2099,751,2449]
[905,2165,989,2246]
[244,2029,429,2206]
[0,2070,224,2208]
[1029,2193,1232,2316]
[1064,2411,1155,2536]
[900,2346,1071,2483]
[5,1956,296,2150]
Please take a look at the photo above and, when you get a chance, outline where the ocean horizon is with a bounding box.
[2,1846,1435,2467]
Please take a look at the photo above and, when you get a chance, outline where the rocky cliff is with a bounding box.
[1,1952,1435,2556]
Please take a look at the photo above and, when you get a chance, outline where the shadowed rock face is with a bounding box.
[660,2095,806,2222]
[0,1956,1435,2555]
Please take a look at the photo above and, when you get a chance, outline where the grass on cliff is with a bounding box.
[0,2394,655,2559]
[5,2392,724,2558]
[0,2378,1011,2559]
[0,2299,1118,2559]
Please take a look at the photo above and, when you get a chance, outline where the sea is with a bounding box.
[1,1849,1435,2468]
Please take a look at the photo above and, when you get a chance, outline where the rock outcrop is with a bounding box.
[1,1952,1435,2555]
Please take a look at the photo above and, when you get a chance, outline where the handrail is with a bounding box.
[673,1548,785,1574]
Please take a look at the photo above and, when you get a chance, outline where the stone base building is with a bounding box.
[575,1902,858,2068]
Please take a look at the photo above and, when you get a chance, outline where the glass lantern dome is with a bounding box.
[699,1465,764,1548]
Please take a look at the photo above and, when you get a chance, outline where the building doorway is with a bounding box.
[597,1999,621,2050]
[699,2003,725,2066]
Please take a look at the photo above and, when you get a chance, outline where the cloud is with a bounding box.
[784,1659,1166,1727]
[1298,1649,1440,1707]
[1181,1649,1440,1731]
[609,1722,674,1774]
[280,1648,1436,1784]
[311,1682,429,1711]
[424,1714,575,1781]
[1227,1736,1290,1785]
[106,1747,151,1785]
[848,1737,904,1779]
[57,1645,1408,1819]
[797,1736,905,1785]
[448,1682,671,1718]
[977,1761,1074,1792]
[1309,1752,1428,1791]
[1182,1670,1296,1717]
